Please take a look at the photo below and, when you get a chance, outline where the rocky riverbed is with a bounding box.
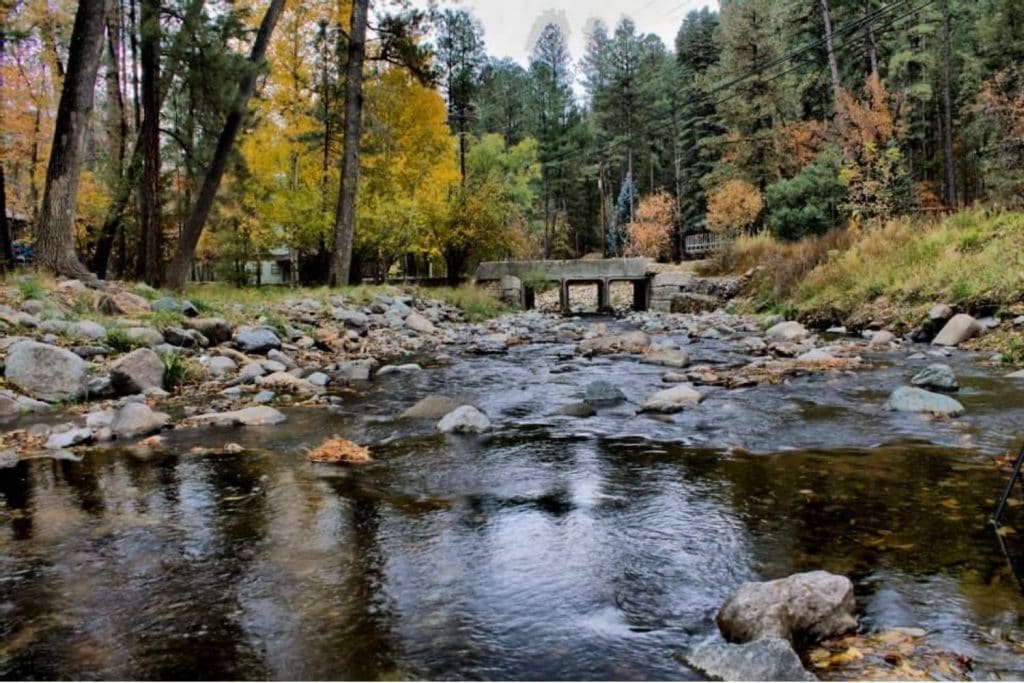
[2,276,1024,680]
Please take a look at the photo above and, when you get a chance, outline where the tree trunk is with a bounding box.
[35,0,107,279]
[164,0,286,291]
[327,0,368,288]
[864,0,880,76]
[820,0,842,106]
[104,0,127,184]
[941,0,957,208]
[139,0,162,285]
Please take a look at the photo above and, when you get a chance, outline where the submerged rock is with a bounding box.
[193,406,287,427]
[578,331,651,355]
[717,570,857,646]
[884,386,965,417]
[4,341,86,402]
[551,402,597,418]
[640,349,691,368]
[910,363,959,392]
[640,384,705,414]
[584,380,626,405]
[683,638,816,682]
[402,395,464,419]
[437,406,491,434]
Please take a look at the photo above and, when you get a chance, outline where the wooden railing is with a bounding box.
[684,232,730,257]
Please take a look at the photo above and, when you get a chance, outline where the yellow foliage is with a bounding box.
[707,179,763,235]
[624,191,674,260]
[305,437,372,464]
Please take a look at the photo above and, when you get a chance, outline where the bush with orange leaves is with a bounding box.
[624,191,675,260]
[707,179,764,235]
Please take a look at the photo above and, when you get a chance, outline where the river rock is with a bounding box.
[869,330,896,347]
[377,363,423,376]
[45,426,93,449]
[20,299,45,315]
[110,402,171,439]
[884,386,965,417]
[110,348,165,394]
[910,363,959,392]
[205,356,238,376]
[683,638,816,682]
[4,341,86,402]
[552,402,597,418]
[797,349,835,362]
[71,320,108,341]
[640,384,705,414]
[932,314,982,347]
[126,326,165,346]
[267,349,297,368]
[402,395,464,419]
[193,406,287,427]
[717,570,857,645]
[186,317,233,345]
[929,303,954,322]
[0,392,21,419]
[234,326,281,354]
[98,290,152,316]
[738,337,768,354]
[163,327,206,348]
[239,362,266,381]
[766,321,809,342]
[437,406,491,434]
[584,380,626,405]
[640,349,691,368]
[579,331,651,355]
[405,312,436,334]
[256,371,316,394]
[336,359,375,382]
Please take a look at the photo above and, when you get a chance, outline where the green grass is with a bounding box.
[144,309,183,331]
[17,276,45,301]
[425,285,509,322]
[159,350,189,390]
[105,325,144,353]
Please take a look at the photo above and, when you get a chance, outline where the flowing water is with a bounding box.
[3,320,1024,680]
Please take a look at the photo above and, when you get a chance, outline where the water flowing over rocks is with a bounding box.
[192,406,287,427]
[402,395,464,419]
[910,363,959,392]
[683,638,816,682]
[640,384,705,414]
[437,405,491,434]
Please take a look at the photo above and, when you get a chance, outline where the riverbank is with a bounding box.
[702,208,1024,359]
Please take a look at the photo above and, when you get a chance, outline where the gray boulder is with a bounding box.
[405,312,436,334]
[71,320,108,341]
[377,363,423,376]
[45,426,93,449]
[437,405,491,434]
[234,326,282,354]
[640,384,705,414]
[402,395,463,419]
[683,638,816,682]
[193,405,287,426]
[766,321,809,342]
[4,341,86,402]
[110,348,165,394]
[205,356,238,376]
[884,386,965,417]
[932,314,981,347]
[186,317,233,345]
[717,570,857,645]
[126,326,165,346]
[110,402,171,439]
[334,309,369,330]
[336,359,375,382]
[584,380,626,405]
[640,349,691,368]
[552,402,597,418]
[910,363,959,392]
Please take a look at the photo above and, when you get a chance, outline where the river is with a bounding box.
[2,315,1024,679]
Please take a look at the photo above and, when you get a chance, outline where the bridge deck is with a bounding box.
[475,258,650,283]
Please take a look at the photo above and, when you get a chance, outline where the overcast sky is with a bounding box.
[428,0,717,69]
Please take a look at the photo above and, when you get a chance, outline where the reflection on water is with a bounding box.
[3,334,1024,680]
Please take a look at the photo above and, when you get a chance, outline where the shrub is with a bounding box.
[766,148,847,241]
[707,179,763,235]
[624,191,675,260]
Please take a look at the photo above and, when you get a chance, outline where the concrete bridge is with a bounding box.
[475,258,652,313]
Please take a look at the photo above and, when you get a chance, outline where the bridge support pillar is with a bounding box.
[558,280,570,314]
[633,279,650,312]
[597,279,611,313]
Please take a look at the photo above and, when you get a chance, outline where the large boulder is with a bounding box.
[405,312,436,334]
[125,326,164,346]
[584,380,626,405]
[683,638,816,682]
[110,348,165,394]
[766,321,809,342]
[71,320,108,341]
[578,331,651,355]
[185,317,233,345]
[717,570,857,646]
[233,326,282,354]
[402,395,463,419]
[437,405,491,434]
[4,341,86,402]
[640,384,705,414]
[910,363,959,392]
[110,402,171,439]
[932,314,982,347]
[884,386,965,417]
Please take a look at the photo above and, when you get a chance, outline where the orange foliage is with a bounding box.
[707,180,763,235]
[305,437,372,464]
[835,73,896,156]
[624,191,675,259]
[779,120,828,174]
